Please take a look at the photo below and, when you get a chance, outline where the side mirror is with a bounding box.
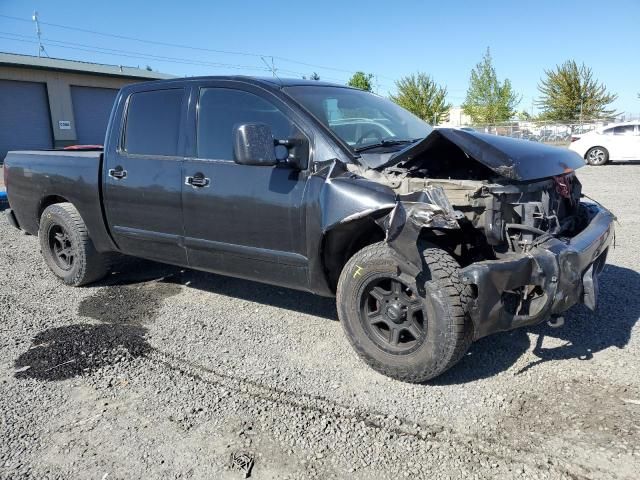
[233,122,310,170]
[233,123,278,166]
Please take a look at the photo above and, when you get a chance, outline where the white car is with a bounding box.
[569,122,640,165]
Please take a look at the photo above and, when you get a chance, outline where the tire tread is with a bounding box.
[337,242,473,383]
[39,202,110,286]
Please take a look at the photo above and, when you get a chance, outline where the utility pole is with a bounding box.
[260,56,279,81]
[32,11,47,57]
[530,98,534,118]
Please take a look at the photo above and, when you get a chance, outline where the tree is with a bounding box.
[303,72,321,80]
[516,110,531,121]
[462,48,520,124]
[537,60,617,121]
[347,71,374,92]
[389,73,450,124]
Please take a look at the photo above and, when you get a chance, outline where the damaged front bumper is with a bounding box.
[460,203,615,339]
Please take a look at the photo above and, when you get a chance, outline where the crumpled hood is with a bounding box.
[374,128,585,181]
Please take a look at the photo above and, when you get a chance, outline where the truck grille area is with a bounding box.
[472,173,586,254]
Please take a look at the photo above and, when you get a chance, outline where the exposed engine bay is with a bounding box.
[332,128,614,340]
[349,162,589,262]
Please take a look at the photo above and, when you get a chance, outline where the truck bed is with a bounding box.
[4,150,115,252]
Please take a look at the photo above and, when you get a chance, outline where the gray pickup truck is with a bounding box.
[4,77,615,382]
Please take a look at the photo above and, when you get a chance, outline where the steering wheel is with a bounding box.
[355,129,384,146]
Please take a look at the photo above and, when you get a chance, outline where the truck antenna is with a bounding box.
[32,11,49,58]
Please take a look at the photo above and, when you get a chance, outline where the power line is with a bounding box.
[0,13,394,82]
[0,14,265,59]
[0,30,395,88]
[0,32,273,73]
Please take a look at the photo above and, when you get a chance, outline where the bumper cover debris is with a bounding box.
[460,204,614,339]
[382,187,460,276]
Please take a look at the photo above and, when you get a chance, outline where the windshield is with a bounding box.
[283,86,433,152]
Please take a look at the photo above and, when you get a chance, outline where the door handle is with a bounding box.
[185,174,210,188]
[108,166,127,179]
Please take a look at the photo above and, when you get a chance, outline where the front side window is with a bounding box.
[197,88,294,160]
[124,89,183,156]
[283,85,432,149]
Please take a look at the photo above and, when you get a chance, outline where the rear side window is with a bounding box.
[197,88,293,160]
[124,89,183,156]
[613,125,635,136]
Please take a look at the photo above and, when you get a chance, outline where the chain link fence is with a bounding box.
[456,121,604,146]
[453,118,640,146]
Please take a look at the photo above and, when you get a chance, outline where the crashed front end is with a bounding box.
[459,200,613,339]
[344,129,616,339]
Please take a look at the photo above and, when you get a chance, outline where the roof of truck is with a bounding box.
[128,75,353,89]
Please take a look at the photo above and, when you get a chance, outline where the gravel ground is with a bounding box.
[1,163,639,480]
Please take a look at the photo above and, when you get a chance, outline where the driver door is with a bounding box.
[181,82,310,289]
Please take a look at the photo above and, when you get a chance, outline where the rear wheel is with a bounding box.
[336,242,473,383]
[585,146,609,165]
[39,203,111,286]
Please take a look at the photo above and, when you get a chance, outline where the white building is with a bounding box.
[439,106,472,127]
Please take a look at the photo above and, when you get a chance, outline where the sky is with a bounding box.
[1,0,639,116]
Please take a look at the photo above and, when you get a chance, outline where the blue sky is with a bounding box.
[1,0,639,116]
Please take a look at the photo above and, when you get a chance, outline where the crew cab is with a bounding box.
[4,77,615,382]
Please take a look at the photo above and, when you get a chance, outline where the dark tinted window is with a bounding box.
[124,89,183,156]
[197,88,293,160]
[613,125,635,135]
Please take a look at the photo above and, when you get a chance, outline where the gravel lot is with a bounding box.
[1,163,639,480]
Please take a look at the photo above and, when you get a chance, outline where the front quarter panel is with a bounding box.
[319,174,396,232]
[304,161,396,295]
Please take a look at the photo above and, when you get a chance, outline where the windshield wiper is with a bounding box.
[353,138,421,153]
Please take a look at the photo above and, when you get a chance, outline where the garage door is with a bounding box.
[70,86,118,145]
[0,79,53,162]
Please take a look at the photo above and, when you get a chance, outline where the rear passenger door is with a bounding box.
[104,87,188,265]
[181,82,310,289]
[610,125,637,159]
[632,124,640,159]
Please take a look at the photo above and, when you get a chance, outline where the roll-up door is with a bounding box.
[0,79,53,162]
[70,86,118,145]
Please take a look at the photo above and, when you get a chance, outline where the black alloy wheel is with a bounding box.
[39,202,111,286]
[336,242,473,383]
[360,275,426,355]
[48,224,75,271]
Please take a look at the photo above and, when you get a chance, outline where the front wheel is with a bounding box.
[585,146,609,166]
[336,242,473,383]
[39,203,111,286]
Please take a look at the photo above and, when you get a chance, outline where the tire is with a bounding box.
[336,241,473,383]
[585,146,609,166]
[39,203,111,286]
